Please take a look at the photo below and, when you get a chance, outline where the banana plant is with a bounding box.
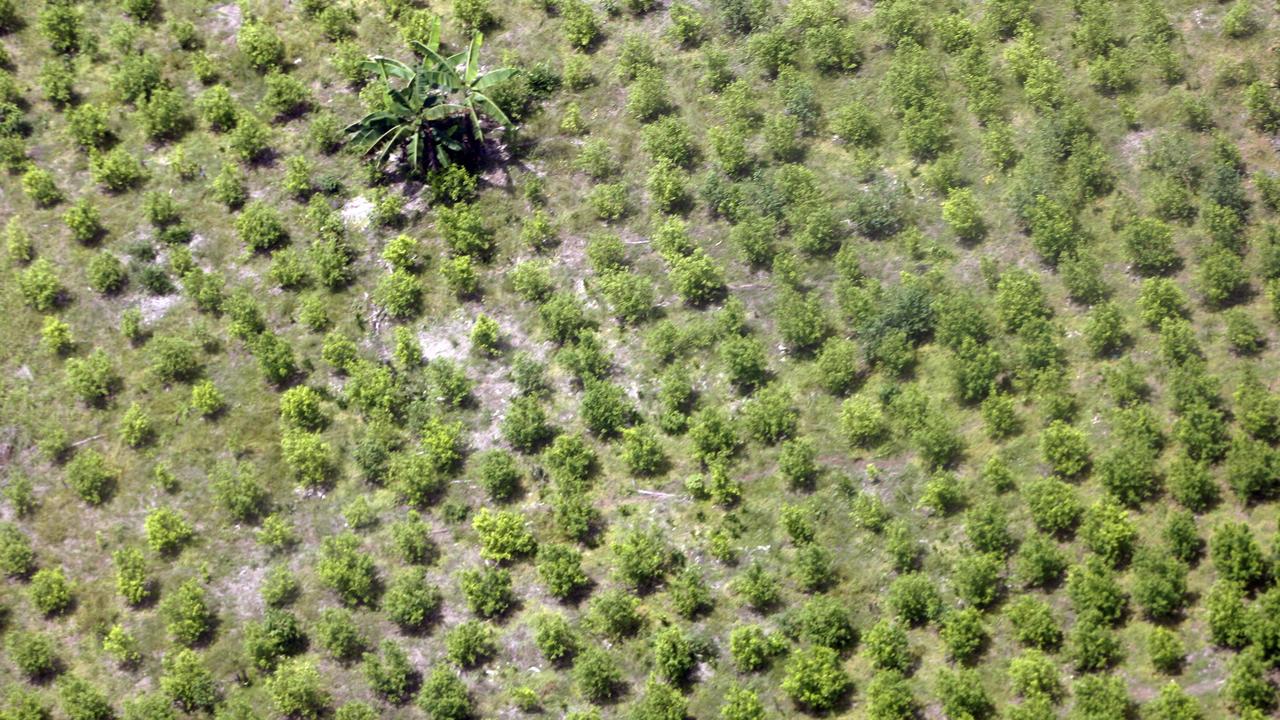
[345,27,518,172]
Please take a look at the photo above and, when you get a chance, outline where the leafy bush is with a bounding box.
[268,659,329,720]
[729,624,785,672]
[1008,649,1062,701]
[144,508,192,555]
[65,449,118,505]
[28,567,72,616]
[1200,580,1248,653]
[1021,476,1081,537]
[161,648,218,712]
[317,532,379,606]
[236,201,288,252]
[782,646,851,712]
[794,594,856,649]
[21,167,62,207]
[445,620,496,668]
[238,19,285,71]
[458,566,514,618]
[360,639,416,704]
[887,573,941,626]
[8,631,60,681]
[160,579,215,646]
[90,147,147,191]
[1211,521,1267,587]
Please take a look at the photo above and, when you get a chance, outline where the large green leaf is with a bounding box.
[347,30,519,171]
[464,33,483,85]
[471,68,518,91]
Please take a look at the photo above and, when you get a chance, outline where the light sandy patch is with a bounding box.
[208,3,242,35]
[139,294,182,324]
[341,195,375,230]
[417,313,474,362]
[215,562,267,620]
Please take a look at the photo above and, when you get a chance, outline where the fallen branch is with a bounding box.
[636,489,684,501]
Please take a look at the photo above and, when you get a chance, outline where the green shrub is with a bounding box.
[1066,556,1128,625]
[316,532,379,606]
[112,53,162,104]
[609,526,674,591]
[228,112,272,161]
[378,234,419,272]
[530,543,585,600]
[1080,498,1138,567]
[935,669,993,720]
[21,167,62,207]
[1148,626,1185,675]
[160,579,215,646]
[211,162,247,207]
[53,677,113,720]
[647,625,696,685]
[1006,596,1062,650]
[1124,217,1179,275]
[90,147,147,191]
[65,449,118,505]
[995,269,1051,332]
[112,547,150,605]
[794,594,856,649]
[942,187,985,242]
[865,670,916,720]
[238,19,285,71]
[273,386,327,432]
[359,640,415,703]
[559,0,600,50]
[953,553,1002,608]
[445,620,496,668]
[580,380,634,437]
[587,182,629,220]
[863,618,911,672]
[627,67,671,122]
[459,566,514,618]
[63,198,103,245]
[28,567,72,616]
[1145,682,1202,720]
[139,86,191,140]
[1040,420,1090,478]
[1008,649,1062,701]
[887,572,941,626]
[260,71,310,118]
[728,624,784,672]
[1072,674,1131,720]
[472,508,535,563]
[39,316,72,357]
[1068,614,1122,672]
[782,646,851,712]
[574,646,623,703]
[8,631,60,681]
[144,508,192,555]
[160,648,218,712]
[1198,246,1247,306]
[1211,521,1267,587]
[313,608,366,662]
[502,395,554,452]
[190,380,225,417]
[1014,532,1068,590]
[418,665,472,720]
[268,659,329,720]
[101,624,140,669]
[236,201,287,252]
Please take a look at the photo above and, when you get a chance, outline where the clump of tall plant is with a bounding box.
[346,20,517,172]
